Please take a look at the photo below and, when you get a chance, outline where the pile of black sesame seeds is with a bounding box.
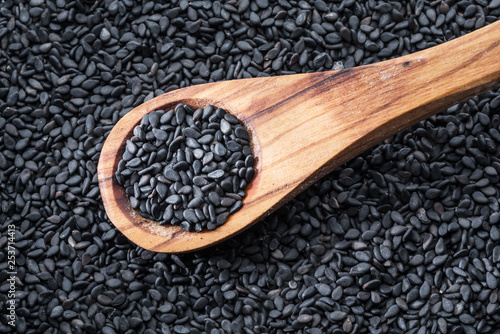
[115,103,254,231]
[1,0,500,333]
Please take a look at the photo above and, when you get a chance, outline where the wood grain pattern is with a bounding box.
[98,20,500,253]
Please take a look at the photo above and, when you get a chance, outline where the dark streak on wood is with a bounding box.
[245,69,356,122]
[99,176,113,183]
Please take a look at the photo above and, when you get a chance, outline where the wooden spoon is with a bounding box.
[98,21,500,253]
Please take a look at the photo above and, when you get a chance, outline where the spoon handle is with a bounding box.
[245,20,500,198]
[329,19,500,156]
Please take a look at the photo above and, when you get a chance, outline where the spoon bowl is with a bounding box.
[98,20,500,253]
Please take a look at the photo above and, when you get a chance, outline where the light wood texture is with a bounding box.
[98,21,500,253]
